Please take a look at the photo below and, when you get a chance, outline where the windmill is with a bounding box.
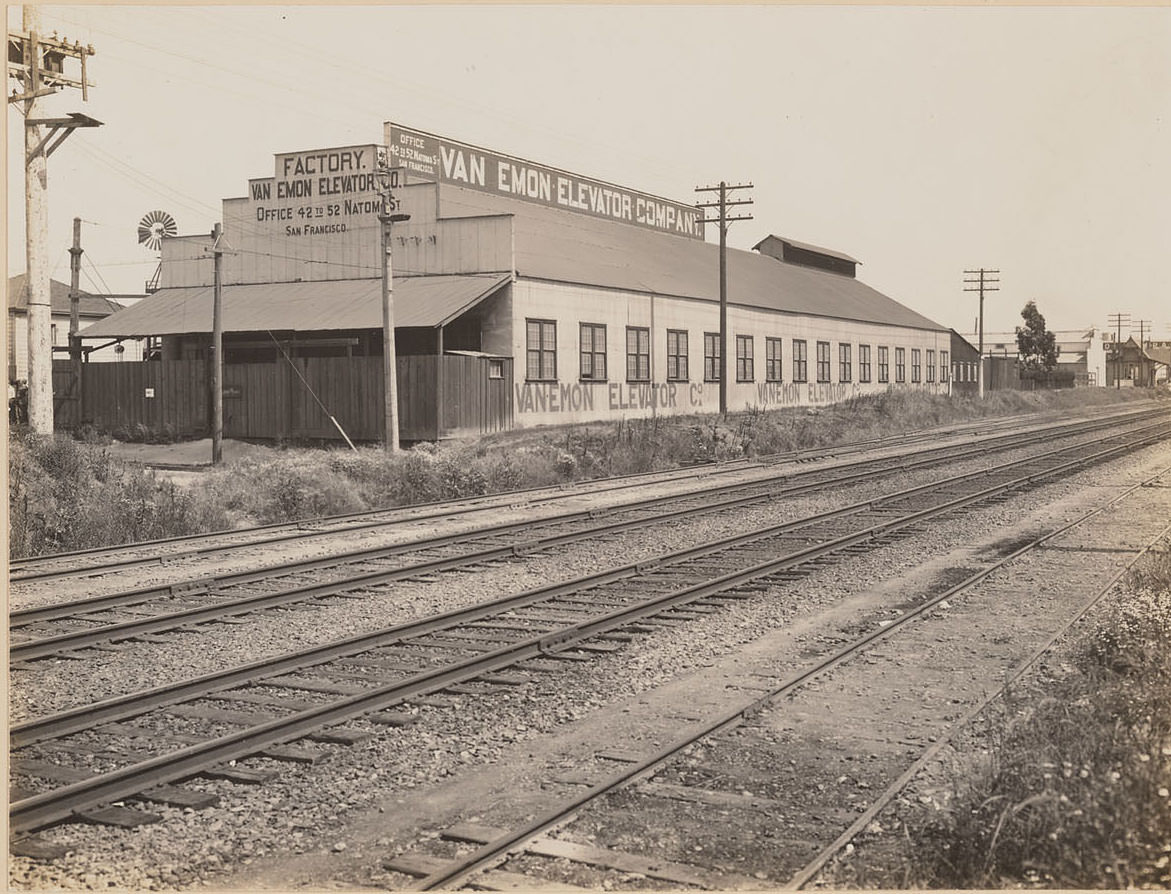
[137,210,177,292]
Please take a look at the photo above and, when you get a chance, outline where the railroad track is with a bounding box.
[9,416,1169,841]
[10,403,1155,584]
[9,410,1166,664]
[384,468,1171,892]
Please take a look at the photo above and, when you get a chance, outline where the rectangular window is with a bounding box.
[526,318,556,381]
[666,329,688,381]
[793,339,808,383]
[877,346,889,383]
[926,349,936,383]
[911,348,922,383]
[895,347,906,384]
[579,323,606,381]
[704,332,721,382]
[736,335,754,382]
[838,343,852,383]
[940,351,949,383]
[859,344,871,383]
[488,358,505,380]
[765,337,783,382]
[816,341,831,383]
[626,326,650,382]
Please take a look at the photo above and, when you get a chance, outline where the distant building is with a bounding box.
[1105,335,1161,388]
[971,326,1107,387]
[948,330,980,397]
[7,274,144,383]
[1145,340,1171,385]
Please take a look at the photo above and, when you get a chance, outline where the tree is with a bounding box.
[1016,301,1059,372]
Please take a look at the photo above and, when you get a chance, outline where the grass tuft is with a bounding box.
[887,547,1171,889]
[9,388,1165,558]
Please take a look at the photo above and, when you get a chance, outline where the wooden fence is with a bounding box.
[53,354,512,442]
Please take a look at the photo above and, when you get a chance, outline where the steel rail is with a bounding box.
[783,515,1171,889]
[12,422,1169,742]
[6,407,1038,574]
[9,425,1167,835]
[13,417,1165,662]
[413,465,1171,892]
[11,411,1157,632]
[10,404,1159,581]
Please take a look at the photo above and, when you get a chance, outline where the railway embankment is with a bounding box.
[8,387,1165,560]
[7,393,1171,891]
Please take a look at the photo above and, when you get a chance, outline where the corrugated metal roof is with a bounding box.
[80,274,510,338]
[7,274,128,316]
[511,207,943,332]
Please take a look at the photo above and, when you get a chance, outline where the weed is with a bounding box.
[891,548,1171,889]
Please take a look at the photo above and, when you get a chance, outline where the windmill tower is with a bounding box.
[137,209,176,293]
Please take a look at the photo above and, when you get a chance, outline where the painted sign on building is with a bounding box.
[246,143,393,237]
[385,122,704,241]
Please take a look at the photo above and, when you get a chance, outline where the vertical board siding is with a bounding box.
[54,353,513,442]
[59,359,209,436]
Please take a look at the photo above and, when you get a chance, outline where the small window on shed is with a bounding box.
[488,358,505,379]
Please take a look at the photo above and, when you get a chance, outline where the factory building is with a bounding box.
[81,123,951,441]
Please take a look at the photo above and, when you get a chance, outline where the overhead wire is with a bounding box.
[43,6,710,194]
[32,7,710,294]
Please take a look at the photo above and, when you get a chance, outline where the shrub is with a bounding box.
[8,433,229,558]
[902,549,1171,889]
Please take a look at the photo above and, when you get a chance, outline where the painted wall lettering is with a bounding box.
[515,381,713,416]
[514,382,598,414]
[755,382,804,406]
[386,122,704,240]
[608,382,679,411]
[248,144,388,234]
[808,382,861,404]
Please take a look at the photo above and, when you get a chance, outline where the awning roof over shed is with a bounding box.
[80,273,511,337]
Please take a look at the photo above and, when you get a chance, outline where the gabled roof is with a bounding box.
[508,204,942,332]
[7,274,128,317]
[949,329,980,354]
[79,274,511,337]
[751,234,862,266]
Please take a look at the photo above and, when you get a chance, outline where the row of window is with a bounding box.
[527,319,950,385]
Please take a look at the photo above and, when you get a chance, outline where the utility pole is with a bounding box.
[696,181,753,416]
[8,9,100,434]
[1107,312,1130,388]
[377,163,410,452]
[211,223,224,464]
[963,269,999,399]
[1137,319,1152,387]
[68,216,83,423]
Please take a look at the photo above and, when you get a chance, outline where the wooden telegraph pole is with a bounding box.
[211,223,224,464]
[8,8,99,433]
[377,163,410,452]
[68,216,83,422]
[696,181,753,417]
[1107,312,1130,389]
[964,268,999,399]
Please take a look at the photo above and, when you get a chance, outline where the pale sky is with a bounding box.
[7,4,1170,340]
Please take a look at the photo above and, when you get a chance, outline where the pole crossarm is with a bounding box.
[8,29,96,97]
[9,85,58,104]
[696,199,756,209]
[700,214,754,225]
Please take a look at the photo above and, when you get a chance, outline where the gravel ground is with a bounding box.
[8,426,1170,891]
[7,434,1069,721]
